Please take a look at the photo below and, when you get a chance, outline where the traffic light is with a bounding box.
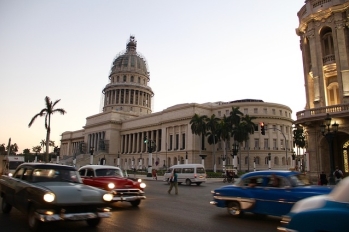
[260,122,265,135]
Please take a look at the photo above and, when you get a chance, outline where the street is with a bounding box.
[0,179,281,232]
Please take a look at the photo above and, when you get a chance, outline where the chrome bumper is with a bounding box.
[112,195,146,202]
[35,211,111,222]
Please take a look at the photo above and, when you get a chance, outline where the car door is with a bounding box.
[256,175,295,216]
[14,167,33,212]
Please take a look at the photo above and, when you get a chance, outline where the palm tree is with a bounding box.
[40,139,46,152]
[241,114,257,171]
[190,114,208,158]
[216,115,231,167]
[228,106,243,127]
[205,114,220,172]
[28,96,66,162]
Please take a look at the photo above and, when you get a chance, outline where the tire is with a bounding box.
[86,218,101,227]
[227,201,242,217]
[196,182,202,186]
[130,200,141,207]
[1,197,12,213]
[185,179,191,186]
[28,206,41,231]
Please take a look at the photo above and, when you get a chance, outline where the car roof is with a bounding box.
[18,163,76,170]
[241,170,299,178]
[79,165,120,170]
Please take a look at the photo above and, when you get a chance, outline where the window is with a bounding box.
[218,111,221,117]
[255,156,260,165]
[273,139,277,149]
[169,135,173,150]
[138,77,140,83]
[226,110,229,115]
[272,109,275,115]
[273,125,277,131]
[183,168,194,173]
[280,125,284,133]
[285,111,287,117]
[279,110,282,116]
[254,139,259,149]
[264,139,268,149]
[244,108,248,114]
[123,75,126,82]
[131,76,134,82]
[182,133,185,149]
[117,76,120,82]
[254,108,258,114]
[274,157,279,165]
[175,134,179,150]
[280,139,284,149]
[263,108,267,114]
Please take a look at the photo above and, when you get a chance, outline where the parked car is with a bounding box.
[78,165,146,206]
[163,164,207,185]
[0,163,113,231]
[277,176,349,232]
[210,170,333,217]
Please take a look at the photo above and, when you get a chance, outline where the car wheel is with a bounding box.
[130,200,141,207]
[86,218,101,227]
[1,197,12,213]
[28,206,41,231]
[227,201,242,217]
[185,179,191,186]
[196,182,202,186]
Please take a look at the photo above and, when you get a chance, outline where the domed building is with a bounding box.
[294,0,349,184]
[60,36,294,174]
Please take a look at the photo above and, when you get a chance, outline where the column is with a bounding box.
[307,26,321,102]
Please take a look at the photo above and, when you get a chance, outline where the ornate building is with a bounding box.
[295,0,349,183]
[60,36,294,173]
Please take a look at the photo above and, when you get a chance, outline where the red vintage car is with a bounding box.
[78,165,146,207]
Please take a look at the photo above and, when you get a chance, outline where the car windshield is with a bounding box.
[95,168,123,177]
[289,174,311,186]
[32,168,81,183]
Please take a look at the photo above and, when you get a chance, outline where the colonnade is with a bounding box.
[104,88,151,108]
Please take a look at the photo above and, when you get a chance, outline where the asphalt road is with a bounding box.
[0,178,281,232]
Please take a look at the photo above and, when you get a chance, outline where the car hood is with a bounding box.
[290,194,330,213]
[37,182,107,204]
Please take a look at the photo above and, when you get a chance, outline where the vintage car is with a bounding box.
[277,176,349,232]
[78,165,146,206]
[210,170,333,217]
[0,163,113,231]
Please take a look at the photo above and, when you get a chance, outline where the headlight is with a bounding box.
[43,193,55,202]
[108,183,115,189]
[8,173,13,177]
[103,193,113,202]
[137,178,142,182]
[140,183,146,188]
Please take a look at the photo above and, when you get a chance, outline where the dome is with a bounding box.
[110,36,149,76]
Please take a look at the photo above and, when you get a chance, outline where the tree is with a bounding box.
[205,114,220,172]
[23,148,30,154]
[40,139,46,152]
[216,115,231,166]
[6,143,18,155]
[28,96,66,162]
[0,144,5,156]
[190,114,208,158]
[240,114,257,171]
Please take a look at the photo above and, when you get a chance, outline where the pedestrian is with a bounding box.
[319,171,328,185]
[167,169,178,195]
[152,169,157,180]
[333,166,343,184]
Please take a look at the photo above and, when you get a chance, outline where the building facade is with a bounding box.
[60,36,294,173]
[295,0,349,182]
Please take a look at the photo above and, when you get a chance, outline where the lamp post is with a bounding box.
[320,113,339,185]
[140,153,142,170]
[89,147,94,165]
[253,157,256,171]
[292,151,296,169]
[221,153,227,171]
[117,151,120,167]
[268,153,271,170]
[232,142,239,177]
[144,136,156,177]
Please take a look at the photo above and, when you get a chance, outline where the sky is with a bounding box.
[1,0,306,153]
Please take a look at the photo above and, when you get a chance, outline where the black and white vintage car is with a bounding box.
[0,163,113,231]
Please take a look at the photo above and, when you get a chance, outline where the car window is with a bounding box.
[289,174,309,186]
[182,168,194,173]
[96,168,123,177]
[196,168,205,173]
[174,168,181,173]
[242,177,264,187]
[86,169,95,177]
[22,168,33,181]
[166,168,173,174]
[78,169,86,176]
[13,168,25,179]
[32,168,81,183]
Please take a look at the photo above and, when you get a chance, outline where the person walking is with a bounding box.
[167,169,178,195]
[333,166,343,184]
[319,171,328,185]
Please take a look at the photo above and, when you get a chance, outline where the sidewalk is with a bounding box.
[133,174,240,183]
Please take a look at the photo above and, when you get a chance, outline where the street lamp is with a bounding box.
[253,157,256,171]
[232,142,239,175]
[292,151,296,169]
[221,153,227,171]
[89,147,94,165]
[320,113,339,185]
[268,153,271,170]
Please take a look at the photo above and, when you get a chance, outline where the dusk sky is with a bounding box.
[1,0,306,153]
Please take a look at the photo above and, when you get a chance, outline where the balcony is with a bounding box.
[296,103,349,124]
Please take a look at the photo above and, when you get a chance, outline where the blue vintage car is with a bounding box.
[277,176,349,232]
[210,170,333,217]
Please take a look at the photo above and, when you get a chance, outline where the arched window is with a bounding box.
[274,157,279,165]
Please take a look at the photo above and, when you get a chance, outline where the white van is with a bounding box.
[163,164,207,186]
